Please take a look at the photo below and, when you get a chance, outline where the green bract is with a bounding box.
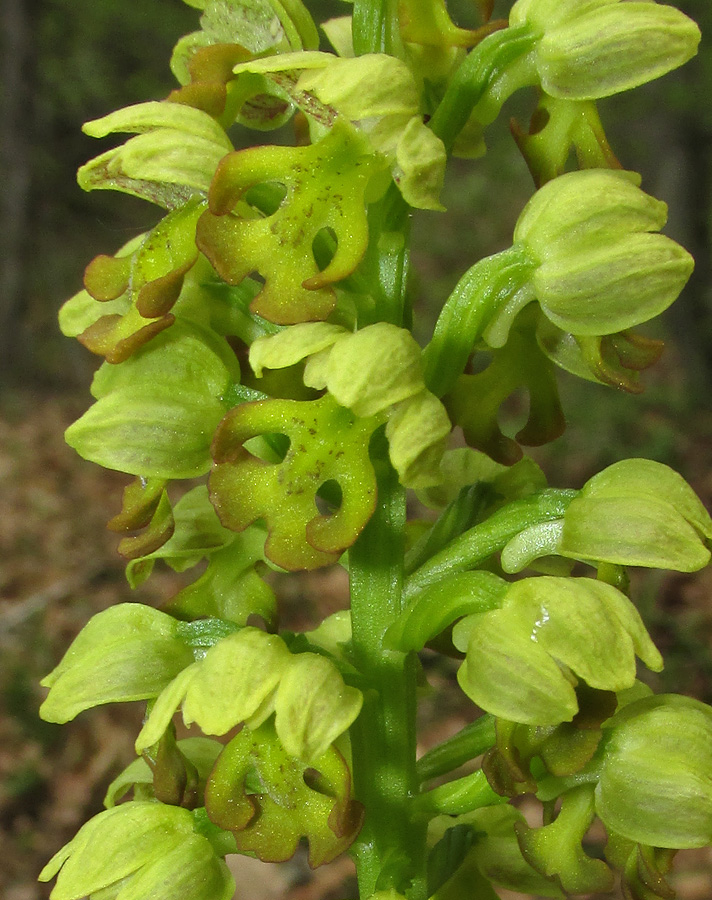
[453,577,662,725]
[39,802,235,900]
[510,0,701,100]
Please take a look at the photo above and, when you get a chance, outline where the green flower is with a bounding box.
[39,802,234,900]
[136,626,362,764]
[510,0,701,100]
[596,694,712,848]
[559,458,712,571]
[453,576,662,726]
[501,458,712,574]
[65,321,238,480]
[448,1,700,157]
[511,169,694,338]
[424,170,693,397]
[249,321,451,490]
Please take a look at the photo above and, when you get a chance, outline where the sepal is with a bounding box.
[78,102,232,209]
[135,627,292,749]
[135,626,363,764]
[231,53,447,210]
[274,652,363,762]
[39,605,194,724]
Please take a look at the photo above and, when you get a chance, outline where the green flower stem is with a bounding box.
[428,25,537,152]
[359,185,413,329]
[422,245,538,398]
[405,490,577,599]
[411,769,504,816]
[405,484,496,576]
[349,434,427,899]
[353,0,403,57]
[416,715,497,783]
[191,808,239,857]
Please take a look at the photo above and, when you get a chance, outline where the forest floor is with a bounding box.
[1,386,711,900]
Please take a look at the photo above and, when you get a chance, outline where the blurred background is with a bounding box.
[1,1,711,898]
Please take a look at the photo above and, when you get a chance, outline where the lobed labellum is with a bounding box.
[205,720,364,867]
[78,200,206,363]
[196,120,385,324]
[516,785,615,895]
[210,394,380,570]
[444,326,565,465]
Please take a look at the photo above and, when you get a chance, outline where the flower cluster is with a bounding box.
[42,0,712,899]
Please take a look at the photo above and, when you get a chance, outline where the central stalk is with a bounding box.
[349,437,427,900]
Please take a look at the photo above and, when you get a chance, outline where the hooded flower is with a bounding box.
[453,576,662,726]
[509,0,701,100]
[424,169,693,396]
[596,694,712,848]
[135,626,362,765]
[39,802,234,900]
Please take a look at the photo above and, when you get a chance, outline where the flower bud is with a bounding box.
[513,169,694,337]
[510,0,701,100]
[596,694,712,848]
[39,802,235,900]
